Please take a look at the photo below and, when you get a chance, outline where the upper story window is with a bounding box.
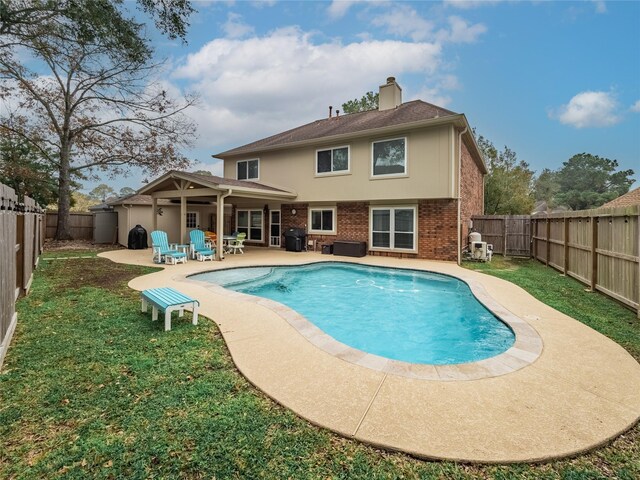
[316,146,349,175]
[371,137,407,177]
[237,159,259,180]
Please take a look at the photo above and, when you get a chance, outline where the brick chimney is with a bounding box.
[378,76,402,111]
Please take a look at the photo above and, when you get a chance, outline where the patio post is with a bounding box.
[180,195,186,244]
[216,193,225,260]
[152,197,158,231]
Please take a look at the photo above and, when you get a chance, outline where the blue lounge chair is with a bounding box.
[189,229,215,260]
[150,230,183,264]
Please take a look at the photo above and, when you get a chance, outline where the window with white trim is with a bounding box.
[236,209,263,241]
[316,146,349,175]
[308,207,336,235]
[370,206,416,251]
[237,159,259,180]
[371,137,406,176]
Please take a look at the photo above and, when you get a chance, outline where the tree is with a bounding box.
[89,183,116,202]
[342,91,379,114]
[118,186,136,197]
[1,1,197,239]
[533,168,560,207]
[0,125,58,206]
[554,153,635,210]
[193,169,213,176]
[477,135,535,215]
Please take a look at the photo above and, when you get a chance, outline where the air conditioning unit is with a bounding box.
[471,241,490,261]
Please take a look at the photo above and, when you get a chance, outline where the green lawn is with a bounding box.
[1,253,638,479]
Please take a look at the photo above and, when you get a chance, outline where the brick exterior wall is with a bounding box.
[280,200,458,261]
[459,140,484,243]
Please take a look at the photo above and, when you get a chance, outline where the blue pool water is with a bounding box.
[192,263,515,365]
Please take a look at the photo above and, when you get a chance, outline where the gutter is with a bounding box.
[457,126,468,266]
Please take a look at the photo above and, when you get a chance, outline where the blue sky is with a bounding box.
[113,0,639,191]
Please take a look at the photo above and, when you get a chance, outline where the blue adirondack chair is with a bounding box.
[189,229,214,259]
[150,230,180,264]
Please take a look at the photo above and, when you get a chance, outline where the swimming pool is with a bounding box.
[192,262,515,365]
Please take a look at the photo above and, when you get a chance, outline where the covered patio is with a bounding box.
[137,170,297,260]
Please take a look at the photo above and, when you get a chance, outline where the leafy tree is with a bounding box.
[0,126,58,206]
[193,169,213,176]
[554,153,635,210]
[477,135,535,215]
[0,1,197,239]
[70,191,98,212]
[342,91,379,114]
[533,168,560,207]
[118,186,136,197]
[89,184,116,202]
[0,1,193,59]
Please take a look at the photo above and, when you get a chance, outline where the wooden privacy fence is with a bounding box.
[532,206,639,317]
[0,182,45,369]
[45,211,93,240]
[471,215,531,256]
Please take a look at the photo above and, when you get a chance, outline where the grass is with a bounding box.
[0,252,638,479]
[463,256,640,362]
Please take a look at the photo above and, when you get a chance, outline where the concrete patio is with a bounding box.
[100,247,640,463]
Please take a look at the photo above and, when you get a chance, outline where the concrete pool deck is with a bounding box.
[100,248,640,463]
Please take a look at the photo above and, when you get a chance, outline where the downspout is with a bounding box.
[217,189,232,260]
[457,126,468,266]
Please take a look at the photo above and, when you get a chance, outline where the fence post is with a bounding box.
[637,213,640,319]
[590,216,598,292]
[503,217,508,257]
[545,217,551,266]
[532,219,537,259]
[563,217,569,275]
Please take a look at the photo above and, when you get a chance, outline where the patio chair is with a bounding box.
[151,230,181,264]
[227,232,246,255]
[189,229,214,260]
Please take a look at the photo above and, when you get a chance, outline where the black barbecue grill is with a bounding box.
[284,228,307,252]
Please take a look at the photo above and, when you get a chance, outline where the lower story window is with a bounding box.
[309,207,336,234]
[370,207,416,251]
[237,209,263,241]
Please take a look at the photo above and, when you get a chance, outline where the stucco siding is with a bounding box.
[223,125,454,202]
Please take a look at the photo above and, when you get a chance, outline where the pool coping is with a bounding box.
[183,261,543,381]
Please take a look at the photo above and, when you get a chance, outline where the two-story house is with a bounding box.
[136,77,485,263]
[214,77,486,262]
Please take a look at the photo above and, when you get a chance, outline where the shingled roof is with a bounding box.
[601,187,640,208]
[215,100,458,157]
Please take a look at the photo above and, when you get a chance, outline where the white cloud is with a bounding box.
[371,5,434,41]
[327,1,359,19]
[592,1,607,14]
[438,16,487,43]
[552,91,621,128]
[371,7,486,44]
[221,12,254,39]
[631,100,640,113]
[172,27,447,150]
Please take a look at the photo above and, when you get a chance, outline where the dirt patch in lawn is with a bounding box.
[47,257,145,292]
[44,239,123,251]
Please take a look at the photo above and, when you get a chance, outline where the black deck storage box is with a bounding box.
[321,244,333,254]
[284,228,306,252]
[333,241,367,257]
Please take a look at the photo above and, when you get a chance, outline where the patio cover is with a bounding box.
[137,170,297,260]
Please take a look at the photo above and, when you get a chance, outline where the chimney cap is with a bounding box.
[386,76,396,84]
